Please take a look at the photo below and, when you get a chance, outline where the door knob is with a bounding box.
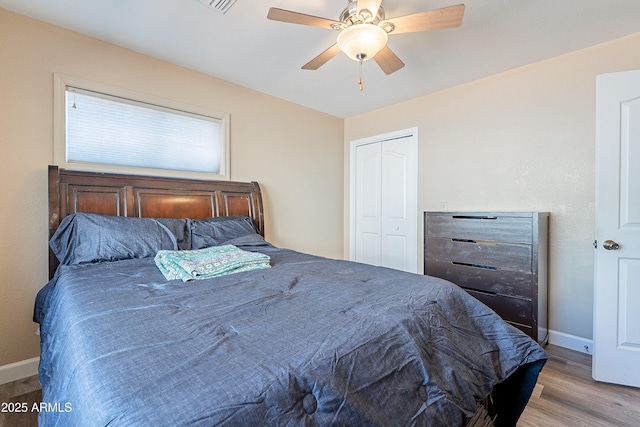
[603,240,620,250]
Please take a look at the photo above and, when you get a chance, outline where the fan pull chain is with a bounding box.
[358,58,364,91]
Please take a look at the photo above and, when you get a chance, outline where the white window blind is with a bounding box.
[65,87,223,174]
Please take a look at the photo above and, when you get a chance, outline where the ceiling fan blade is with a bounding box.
[302,44,342,70]
[386,4,465,35]
[373,46,405,75]
[357,0,383,20]
[267,8,341,30]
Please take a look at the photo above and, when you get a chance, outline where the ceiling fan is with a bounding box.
[267,0,465,81]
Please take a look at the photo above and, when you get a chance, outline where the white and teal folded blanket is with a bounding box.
[155,245,271,282]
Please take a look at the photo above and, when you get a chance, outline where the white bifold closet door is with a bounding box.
[352,130,418,273]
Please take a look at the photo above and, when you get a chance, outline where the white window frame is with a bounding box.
[53,73,230,180]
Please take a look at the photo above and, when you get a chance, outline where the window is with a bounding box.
[54,74,229,179]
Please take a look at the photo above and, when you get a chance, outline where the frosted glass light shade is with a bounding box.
[337,24,388,61]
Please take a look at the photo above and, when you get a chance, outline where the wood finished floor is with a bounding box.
[0,375,40,427]
[518,344,640,426]
[1,344,638,426]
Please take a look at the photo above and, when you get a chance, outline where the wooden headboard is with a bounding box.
[48,165,264,278]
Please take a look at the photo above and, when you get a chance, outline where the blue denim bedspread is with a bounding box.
[35,238,547,426]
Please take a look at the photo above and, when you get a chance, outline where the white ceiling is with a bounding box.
[2,0,640,118]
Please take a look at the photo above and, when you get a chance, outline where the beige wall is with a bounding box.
[344,33,640,341]
[0,9,344,366]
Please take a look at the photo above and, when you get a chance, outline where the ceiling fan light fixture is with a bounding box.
[337,24,388,62]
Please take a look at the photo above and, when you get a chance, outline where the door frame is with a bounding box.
[349,127,419,272]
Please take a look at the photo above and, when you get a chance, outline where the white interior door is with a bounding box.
[593,69,640,388]
[351,128,418,273]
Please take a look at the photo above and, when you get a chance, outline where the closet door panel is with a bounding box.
[355,143,382,266]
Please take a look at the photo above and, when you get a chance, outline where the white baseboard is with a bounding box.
[548,329,593,355]
[0,357,39,385]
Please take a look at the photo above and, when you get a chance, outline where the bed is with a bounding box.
[35,166,547,427]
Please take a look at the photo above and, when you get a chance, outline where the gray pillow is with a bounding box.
[190,215,259,250]
[50,213,190,265]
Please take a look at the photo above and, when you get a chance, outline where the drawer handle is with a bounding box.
[452,238,497,245]
[452,215,498,220]
[452,261,498,271]
[464,287,498,296]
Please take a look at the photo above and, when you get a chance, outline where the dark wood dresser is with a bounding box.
[424,212,549,344]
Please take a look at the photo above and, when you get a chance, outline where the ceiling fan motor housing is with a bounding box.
[339,0,385,26]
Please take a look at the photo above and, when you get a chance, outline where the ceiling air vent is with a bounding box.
[197,0,237,14]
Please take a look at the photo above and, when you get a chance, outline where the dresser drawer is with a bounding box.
[426,214,533,244]
[509,322,533,336]
[465,289,533,327]
[425,237,532,271]
[426,259,533,299]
